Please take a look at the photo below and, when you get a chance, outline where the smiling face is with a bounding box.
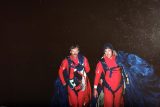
[70,47,79,58]
[104,48,113,58]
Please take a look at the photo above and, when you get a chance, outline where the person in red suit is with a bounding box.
[58,45,91,107]
[93,43,124,107]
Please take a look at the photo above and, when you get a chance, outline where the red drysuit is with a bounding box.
[94,55,124,107]
[59,55,91,107]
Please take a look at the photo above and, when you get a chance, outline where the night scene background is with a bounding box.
[1,0,160,107]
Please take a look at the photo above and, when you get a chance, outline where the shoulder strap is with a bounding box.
[100,58,109,73]
[66,55,84,69]
[66,56,75,68]
[78,54,84,65]
[100,57,120,78]
[67,55,84,66]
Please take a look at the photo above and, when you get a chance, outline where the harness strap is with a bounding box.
[100,57,124,107]
[101,73,123,107]
[66,55,85,95]
[101,73,123,94]
[100,58,120,78]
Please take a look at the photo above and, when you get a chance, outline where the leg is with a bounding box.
[83,79,91,106]
[114,86,124,107]
[77,90,85,107]
[68,86,78,107]
[104,87,113,107]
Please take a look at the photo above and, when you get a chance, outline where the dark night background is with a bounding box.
[1,0,160,107]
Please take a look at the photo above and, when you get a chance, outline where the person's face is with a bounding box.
[70,47,79,57]
[104,48,113,58]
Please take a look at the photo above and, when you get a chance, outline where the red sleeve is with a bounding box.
[69,68,74,79]
[84,57,90,73]
[58,59,68,85]
[94,62,103,88]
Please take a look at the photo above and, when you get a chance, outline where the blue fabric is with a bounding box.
[51,78,69,107]
[117,51,160,107]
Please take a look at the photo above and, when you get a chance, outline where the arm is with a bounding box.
[84,57,90,73]
[58,59,68,86]
[94,62,103,89]
[93,62,103,98]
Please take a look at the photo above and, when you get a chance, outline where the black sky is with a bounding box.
[1,0,160,106]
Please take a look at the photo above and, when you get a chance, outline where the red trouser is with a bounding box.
[103,70,124,107]
[104,85,123,107]
[67,78,91,107]
[68,86,85,107]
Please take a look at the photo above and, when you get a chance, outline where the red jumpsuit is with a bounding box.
[59,55,91,107]
[94,55,124,107]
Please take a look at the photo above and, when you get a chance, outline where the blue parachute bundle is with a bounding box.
[117,51,160,107]
[51,78,69,107]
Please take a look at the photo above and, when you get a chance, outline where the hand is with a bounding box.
[63,83,66,86]
[93,89,98,98]
[62,83,68,92]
